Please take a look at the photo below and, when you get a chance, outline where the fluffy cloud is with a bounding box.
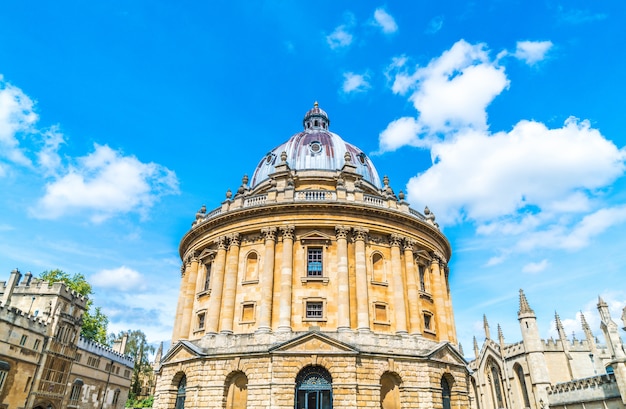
[406,118,625,224]
[522,259,549,274]
[382,40,509,146]
[326,13,356,50]
[373,8,398,34]
[514,40,553,65]
[91,266,146,291]
[32,144,179,222]
[0,75,38,171]
[342,72,371,94]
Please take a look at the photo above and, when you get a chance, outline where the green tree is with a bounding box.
[109,329,156,402]
[40,269,109,344]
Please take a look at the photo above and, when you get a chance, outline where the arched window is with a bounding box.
[514,364,530,408]
[0,361,10,395]
[441,376,452,409]
[487,362,505,409]
[471,378,481,409]
[372,253,385,283]
[175,375,186,409]
[245,252,259,281]
[380,372,401,409]
[69,378,84,405]
[295,366,332,409]
[225,372,248,409]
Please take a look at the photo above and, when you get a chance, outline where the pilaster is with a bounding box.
[336,225,351,332]
[221,233,241,334]
[257,227,277,333]
[277,226,295,332]
[390,234,407,335]
[206,237,228,334]
[353,227,370,332]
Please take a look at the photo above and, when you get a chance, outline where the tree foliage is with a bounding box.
[40,269,109,344]
[109,329,156,400]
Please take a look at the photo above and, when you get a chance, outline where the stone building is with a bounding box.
[469,290,626,409]
[153,104,469,409]
[0,269,133,409]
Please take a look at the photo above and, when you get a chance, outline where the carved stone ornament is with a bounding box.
[403,238,416,251]
[261,226,277,241]
[280,225,295,240]
[335,225,349,240]
[280,151,288,163]
[216,236,228,250]
[389,233,403,247]
[352,227,369,242]
[229,233,241,247]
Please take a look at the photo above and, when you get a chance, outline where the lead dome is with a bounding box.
[250,103,382,188]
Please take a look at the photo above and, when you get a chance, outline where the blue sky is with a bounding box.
[1,1,625,355]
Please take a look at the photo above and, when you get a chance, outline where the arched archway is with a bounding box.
[380,371,402,409]
[295,366,332,409]
[174,374,186,409]
[225,371,248,409]
[441,375,453,409]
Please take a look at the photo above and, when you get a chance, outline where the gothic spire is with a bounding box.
[458,343,464,357]
[473,336,480,358]
[518,288,534,316]
[555,311,567,341]
[483,314,491,339]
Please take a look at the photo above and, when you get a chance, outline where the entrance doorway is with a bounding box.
[295,366,332,409]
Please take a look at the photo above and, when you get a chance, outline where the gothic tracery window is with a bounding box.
[295,366,332,409]
[515,364,530,408]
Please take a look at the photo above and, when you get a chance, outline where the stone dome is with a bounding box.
[250,103,382,188]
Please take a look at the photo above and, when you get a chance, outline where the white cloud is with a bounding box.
[32,144,179,222]
[326,14,356,50]
[373,8,398,34]
[91,265,146,291]
[514,40,553,65]
[384,40,509,142]
[522,259,549,274]
[342,72,371,94]
[37,125,65,177]
[0,75,38,169]
[406,117,625,225]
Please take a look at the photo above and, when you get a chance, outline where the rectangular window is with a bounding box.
[307,248,323,277]
[374,304,387,322]
[241,303,255,322]
[105,363,111,372]
[20,335,28,346]
[33,339,41,350]
[306,301,324,319]
[424,313,433,331]
[75,353,81,363]
[198,312,206,329]
[203,263,212,292]
[419,265,426,292]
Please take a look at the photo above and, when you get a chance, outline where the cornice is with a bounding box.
[179,202,451,261]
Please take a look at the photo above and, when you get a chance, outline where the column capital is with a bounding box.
[216,236,228,250]
[335,225,349,240]
[403,238,416,251]
[431,250,446,264]
[228,233,241,248]
[352,226,369,242]
[261,226,277,241]
[389,233,403,247]
[280,225,295,240]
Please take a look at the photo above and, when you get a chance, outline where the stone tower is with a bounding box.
[517,289,551,406]
[598,297,626,404]
[153,104,468,409]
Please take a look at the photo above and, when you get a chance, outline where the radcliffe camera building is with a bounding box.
[153,104,469,409]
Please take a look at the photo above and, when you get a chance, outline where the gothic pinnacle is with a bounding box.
[518,289,534,316]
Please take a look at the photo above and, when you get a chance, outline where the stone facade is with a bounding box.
[0,269,133,409]
[154,104,470,409]
[469,290,626,409]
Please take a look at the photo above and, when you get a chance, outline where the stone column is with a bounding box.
[179,252,199,339]
[277,225,295,332]
[205,237,227,334]
[353,227,370,332]
[430,253,449,341]
[220,233,241,334]
[171,264,187,342]
[390,234,408,335]
[403,240,421,335]
[336,225,351,332]
[257,227,277,333]
[443,265,457,343]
